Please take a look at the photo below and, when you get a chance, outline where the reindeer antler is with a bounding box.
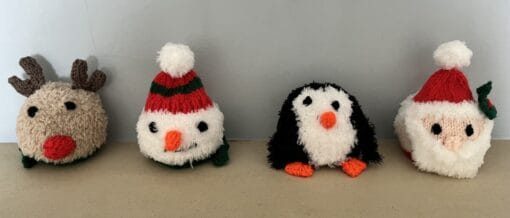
[71,59,106,92]
[8,57,46,97]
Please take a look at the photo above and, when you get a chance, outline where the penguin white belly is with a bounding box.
[298,124,357,167]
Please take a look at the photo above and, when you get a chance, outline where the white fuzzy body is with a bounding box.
[292,86,357,167]
[136,104,224,166]
[394,95,493,178]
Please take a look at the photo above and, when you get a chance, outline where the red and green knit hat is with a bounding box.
[414,40,474,103]
[144,43,213,114]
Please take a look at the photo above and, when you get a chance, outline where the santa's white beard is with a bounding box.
[394,95,494,179]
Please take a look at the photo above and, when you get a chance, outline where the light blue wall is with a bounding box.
[1,0,509,142]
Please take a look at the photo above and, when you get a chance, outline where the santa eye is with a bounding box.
[465,124,474,137]
[303,96,312,106]
[197,121,208,132]
[331,101,340,111]
[148,122,158,133]
[27,106,38,118]
[431,123,442,135]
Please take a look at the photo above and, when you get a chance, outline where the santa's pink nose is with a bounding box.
[43,135,76,160]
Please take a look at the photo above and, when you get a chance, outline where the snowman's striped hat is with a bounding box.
[144,43,213,114]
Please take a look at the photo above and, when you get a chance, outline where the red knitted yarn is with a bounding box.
[43,135,76,160]
[144,71,213,114]
[145,88,213,113]
[414,68,473,103]
[153,71,198,88]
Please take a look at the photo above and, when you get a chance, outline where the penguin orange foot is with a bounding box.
[284,162,314,177]
[341,158,367,177]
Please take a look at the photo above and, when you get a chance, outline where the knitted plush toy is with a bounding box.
[8,57,108,168]
[267,82,382,178]
[394,40,497,179]
[136,43,229,168]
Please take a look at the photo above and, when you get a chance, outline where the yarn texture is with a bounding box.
[136,42,228,168]
[267,82,382,178]
[8,57,108,168]
[394,40,497,179]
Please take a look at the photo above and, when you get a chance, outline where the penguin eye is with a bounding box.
[64,101,76,110]
[197,121,208,133]
[303,96,312,106]
[148,122,158,133]
[431,123,442,135]
[331,101,340,111]
[27,106,38,118]
[465,124,474,137]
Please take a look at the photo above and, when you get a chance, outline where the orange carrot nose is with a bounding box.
[165,130,182,152]
[320,111,337,129]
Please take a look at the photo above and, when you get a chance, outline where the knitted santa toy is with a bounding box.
[136,43,229,168]
[394,40,497,178]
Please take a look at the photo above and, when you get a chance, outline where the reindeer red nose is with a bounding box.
[43,135,76,160]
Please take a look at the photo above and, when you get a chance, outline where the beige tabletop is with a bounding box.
[0,140,508,218]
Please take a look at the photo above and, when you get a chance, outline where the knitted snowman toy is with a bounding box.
[136,43,229,168]
[394,40,497,179]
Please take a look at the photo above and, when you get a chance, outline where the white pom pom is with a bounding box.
[157,42,195,78]
[433,40,473,70]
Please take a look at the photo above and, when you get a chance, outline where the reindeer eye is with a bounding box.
[303,96,312,106]
[64,101,76,110]
[27,106,38,118]
[197,121,208,133]
[465,124,474,137]
[148,122,158,133]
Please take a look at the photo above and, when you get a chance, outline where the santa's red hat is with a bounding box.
[414,40,474,103]
[144,43,213,114]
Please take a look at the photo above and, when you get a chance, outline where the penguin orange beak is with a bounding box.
[320,111,337,129]
[165,130,182,152]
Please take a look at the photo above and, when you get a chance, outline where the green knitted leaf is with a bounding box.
[476,81,497,120]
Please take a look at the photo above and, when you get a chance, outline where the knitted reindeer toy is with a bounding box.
[136,43,229,168]
[267,82,382,178]
[8,57,108,168]
[394,40,498,179]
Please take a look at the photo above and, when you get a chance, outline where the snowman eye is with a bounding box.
[197,121,208,132]
[303,96,312,106]
[465,124,474,137]
[431,123,442,135]
[331,101,340,111]
[148,122,158,133]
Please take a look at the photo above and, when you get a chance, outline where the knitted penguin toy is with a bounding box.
[268,82,382,178]
[136,43,229,168]
[8,57,108,168]
[394,40,497,179]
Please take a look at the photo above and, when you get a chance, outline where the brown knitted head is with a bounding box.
[8,57,108,168]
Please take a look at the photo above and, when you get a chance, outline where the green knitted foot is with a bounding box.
[212,137,229,167]
[21,155,37,168]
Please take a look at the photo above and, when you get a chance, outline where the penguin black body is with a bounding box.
[267,82,382,178]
